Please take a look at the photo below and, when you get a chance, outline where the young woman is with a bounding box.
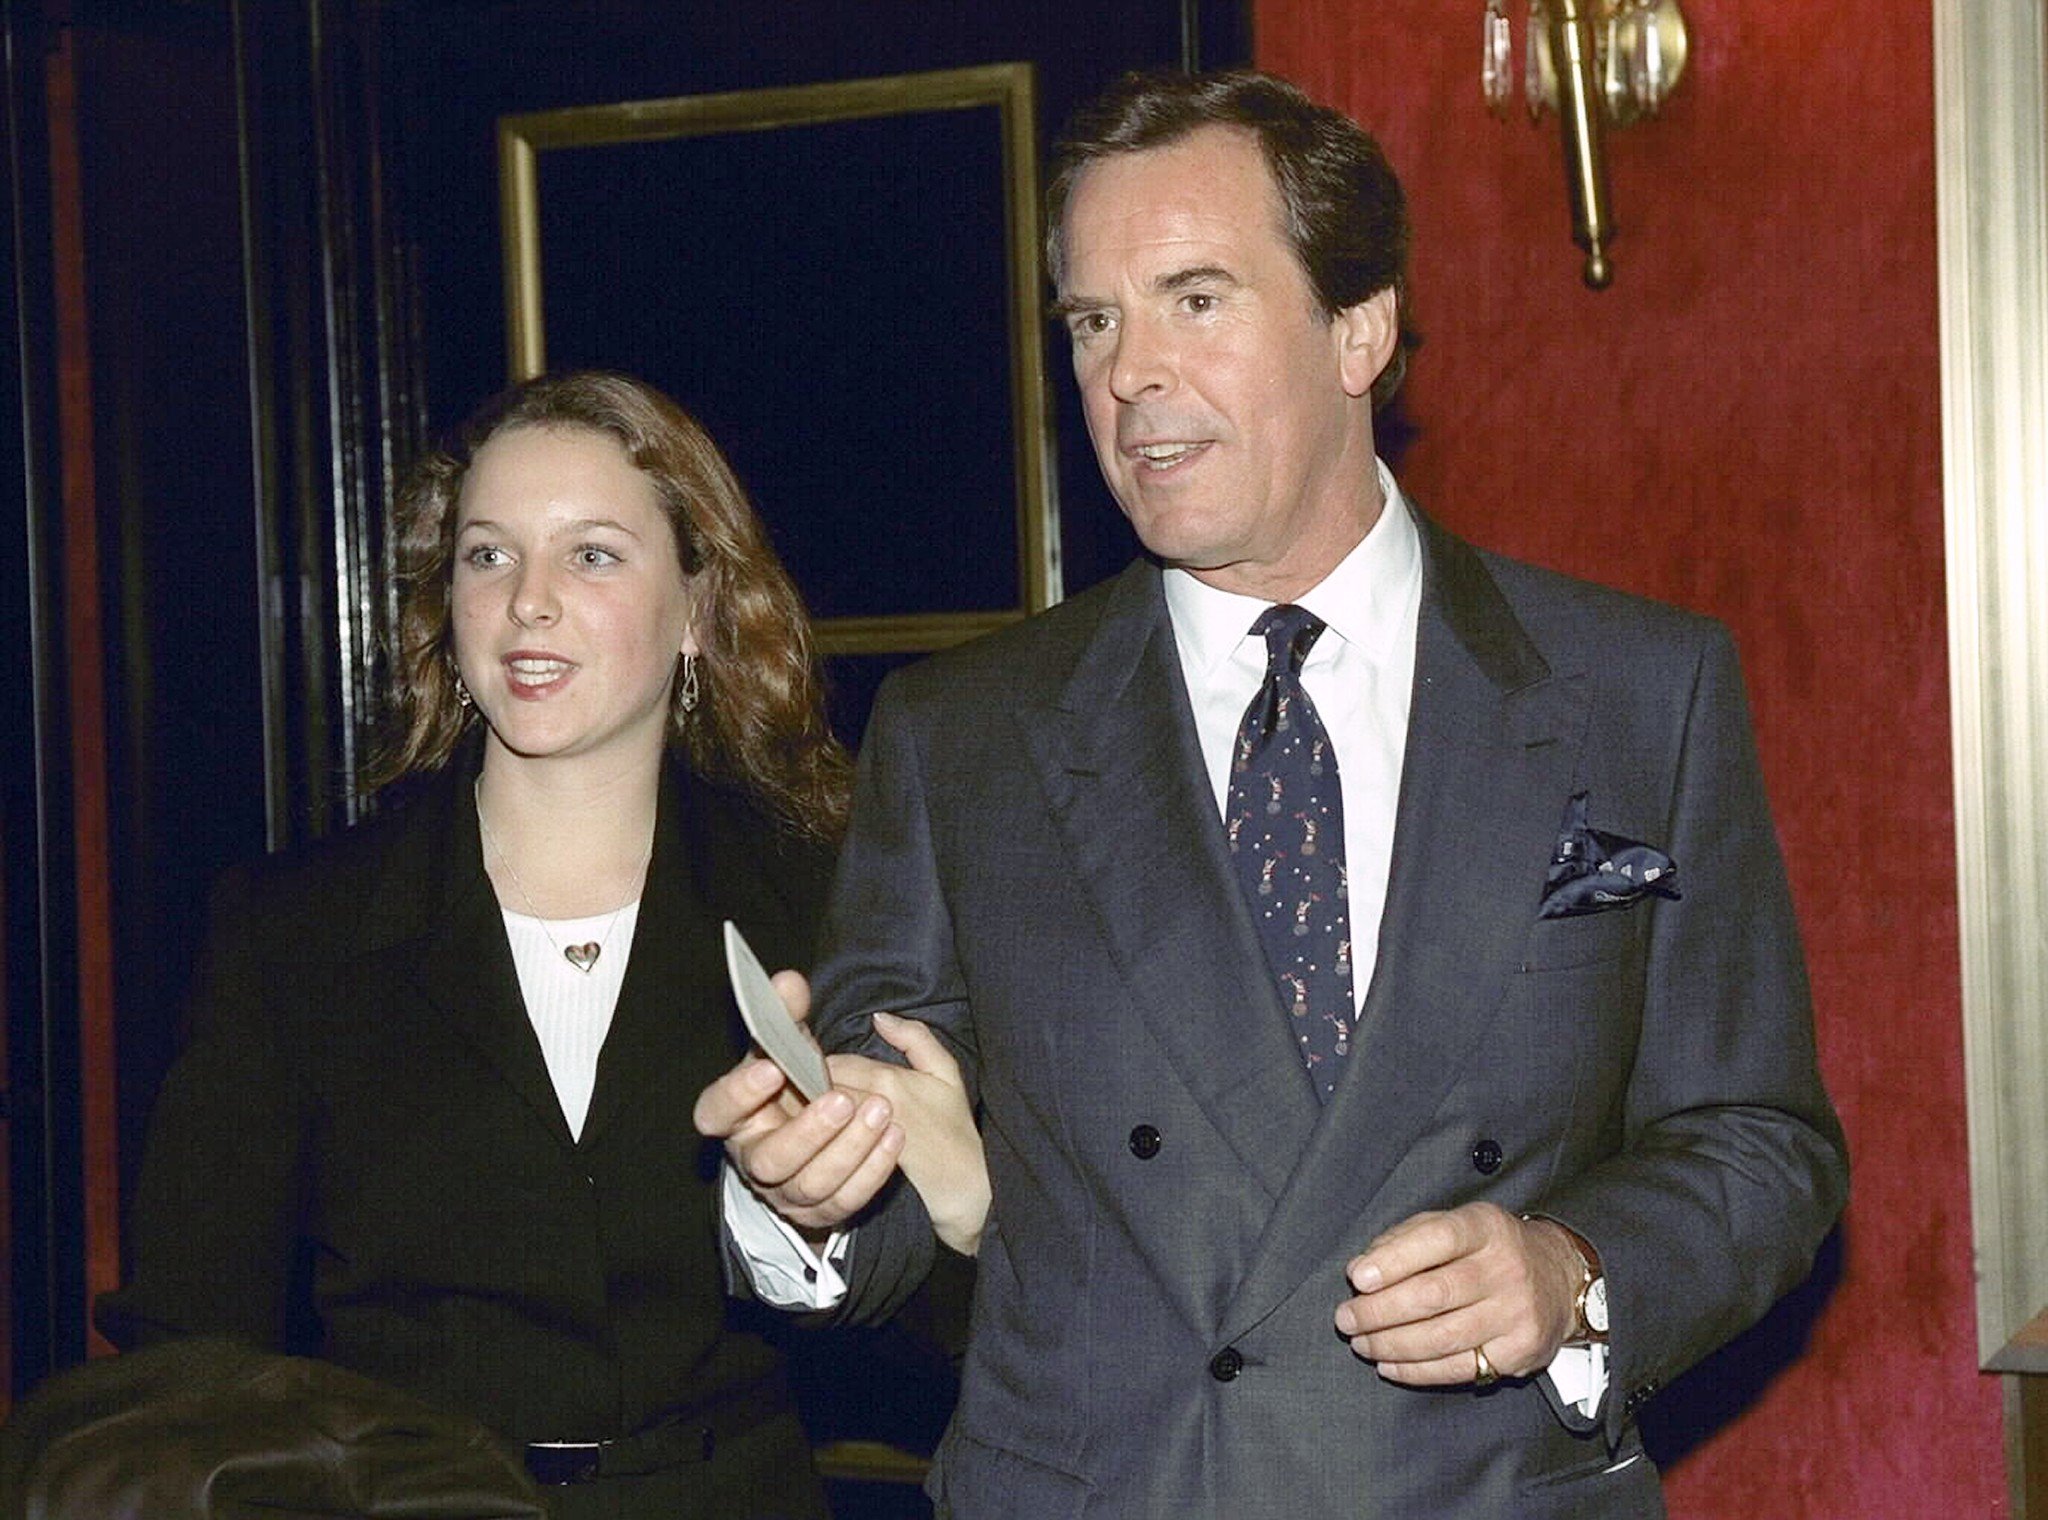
[100,371,904,1517]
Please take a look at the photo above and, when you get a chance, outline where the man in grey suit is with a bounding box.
[699,70,1847,1518]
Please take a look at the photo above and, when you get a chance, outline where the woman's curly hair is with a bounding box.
[370,370,850,841]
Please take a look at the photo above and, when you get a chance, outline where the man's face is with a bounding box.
[1056,125,1395,601]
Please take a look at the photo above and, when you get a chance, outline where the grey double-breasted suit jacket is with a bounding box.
[819,511,1848,1519]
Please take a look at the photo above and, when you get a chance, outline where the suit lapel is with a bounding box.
[1220,515,1590,1342]
[582,767,819,1150]
[580,769,726,1150]
[1020,562,1320,1206]
[400,769,578,1153]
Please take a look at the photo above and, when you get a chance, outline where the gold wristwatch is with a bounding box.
[1526,1213,1608,1344]
[1563,1228,1608,1344]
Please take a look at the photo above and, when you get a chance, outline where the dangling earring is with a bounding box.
[452,665,473,710]
[678,651,700,714]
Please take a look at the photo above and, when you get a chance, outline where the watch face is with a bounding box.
[1585,1275,1610,1335]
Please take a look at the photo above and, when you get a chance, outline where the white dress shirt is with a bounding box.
[1162,456,1421,1015]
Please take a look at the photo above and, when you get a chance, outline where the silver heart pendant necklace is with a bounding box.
[475,781,650,973]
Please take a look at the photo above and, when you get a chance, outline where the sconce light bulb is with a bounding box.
[1583,247,1614,290]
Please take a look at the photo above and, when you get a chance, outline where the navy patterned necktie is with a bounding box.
[1225,605,1352,1100]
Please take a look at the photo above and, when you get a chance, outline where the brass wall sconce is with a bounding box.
[1485,0,1690,288]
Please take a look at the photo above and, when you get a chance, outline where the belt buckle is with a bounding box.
[525,1440,604,1486]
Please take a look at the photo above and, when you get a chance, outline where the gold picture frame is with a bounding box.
[497,64,1056,656]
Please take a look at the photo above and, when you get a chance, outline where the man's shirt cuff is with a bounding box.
[721,1163,851,1309]
[1546,1342,1609,1419]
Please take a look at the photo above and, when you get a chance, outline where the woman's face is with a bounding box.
[450,425,697,779]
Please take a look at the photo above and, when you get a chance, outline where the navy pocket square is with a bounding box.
[1539,792,1680,919]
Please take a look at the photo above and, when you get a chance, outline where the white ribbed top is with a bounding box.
[500,902,641,1140]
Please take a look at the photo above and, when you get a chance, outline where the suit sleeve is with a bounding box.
[95,865,311,1353]
[1533,624,1848,1443]
[801,671,974,1322]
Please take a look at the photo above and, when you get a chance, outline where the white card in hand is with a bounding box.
[723,920,830,1101]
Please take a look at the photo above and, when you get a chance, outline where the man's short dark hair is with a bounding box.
[1047,69,1418,407]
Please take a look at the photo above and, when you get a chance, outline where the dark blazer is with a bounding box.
[98,756,835,1520]
[813,513,1849,1519]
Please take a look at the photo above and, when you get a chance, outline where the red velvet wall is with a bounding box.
[1258,3,2004,1514]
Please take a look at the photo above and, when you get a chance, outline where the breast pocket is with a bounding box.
[1517,904,1646,973]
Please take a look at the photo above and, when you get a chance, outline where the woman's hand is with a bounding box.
[829,1013,990,1257]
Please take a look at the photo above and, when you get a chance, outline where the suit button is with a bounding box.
[1128,1124,1162,1160]
[1209,1347,1243,1382]
[1471,1138,1503,1175]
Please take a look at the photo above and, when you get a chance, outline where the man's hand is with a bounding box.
[692,970,906,1232]
[1333,1203,1585,1385]
[831,1013,990,1257]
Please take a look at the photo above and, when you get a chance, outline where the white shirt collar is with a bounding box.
[1162,457,1422,675]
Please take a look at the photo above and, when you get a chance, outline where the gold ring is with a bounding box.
[1473,1345,1499,1385]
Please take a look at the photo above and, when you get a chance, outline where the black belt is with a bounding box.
[521,1381,784,1487]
